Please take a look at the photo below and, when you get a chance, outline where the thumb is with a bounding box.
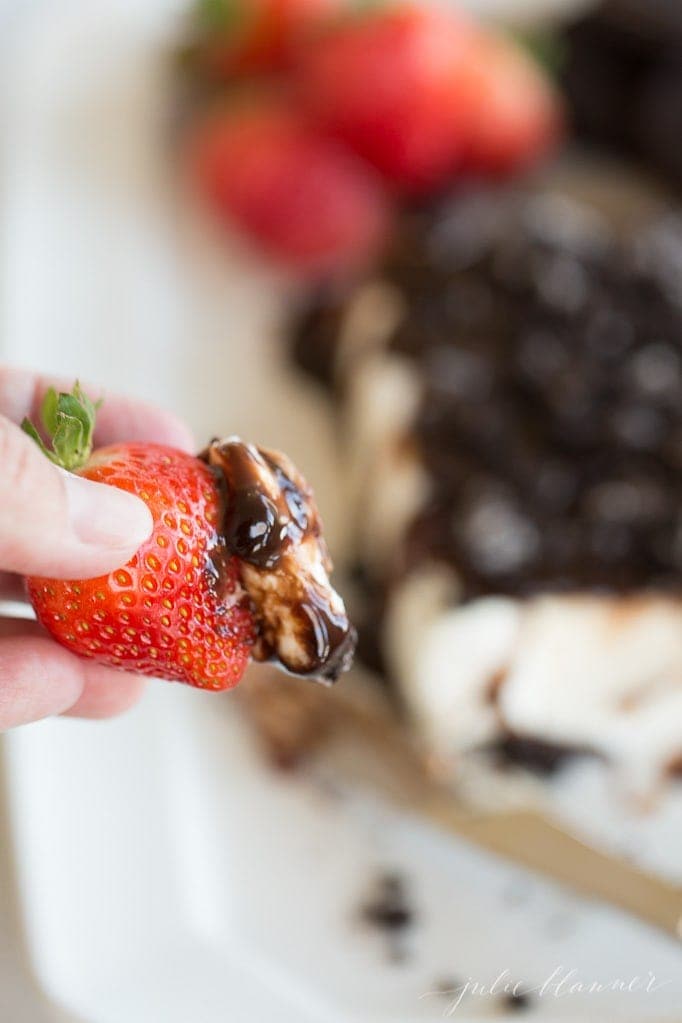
[0,416,152,579]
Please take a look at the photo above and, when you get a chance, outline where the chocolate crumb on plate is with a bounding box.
[501,991,533,1013]
[432,976,464,998]
[360,871,416,963]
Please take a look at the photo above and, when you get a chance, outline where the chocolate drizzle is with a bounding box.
[296,587,357,682]
[201,437,355,683]
[222,460,289,570]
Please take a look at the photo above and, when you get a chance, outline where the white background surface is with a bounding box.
[1,1,681,1021]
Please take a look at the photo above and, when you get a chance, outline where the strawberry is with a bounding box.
[193,0,340,78]
[186,97,390,273]
[452,32,563,177]
[23,385,255,691]
[298,3,476,195]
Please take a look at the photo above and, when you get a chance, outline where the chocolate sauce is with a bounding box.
[202,537,254,630]
[201,438,355,683]
[295,588,358,682]
[204,440,314,568]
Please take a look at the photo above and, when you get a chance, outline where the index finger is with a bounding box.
[0,620,147,726]
[0,366,195,451]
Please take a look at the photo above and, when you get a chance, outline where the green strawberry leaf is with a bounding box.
[22,381,99,472]
[52,412,86,470]
[20,417,57,464]
[40,387,59,437]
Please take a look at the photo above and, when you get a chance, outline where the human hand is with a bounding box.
[0,367,194,729]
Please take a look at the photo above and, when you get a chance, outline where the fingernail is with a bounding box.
[62,471,153,551]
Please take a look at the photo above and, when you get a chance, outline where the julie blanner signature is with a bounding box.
[421,966,672,1016]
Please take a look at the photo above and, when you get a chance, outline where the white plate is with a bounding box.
[1,2,681,1022]
[5,685,682,1023]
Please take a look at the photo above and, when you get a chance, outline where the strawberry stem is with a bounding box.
[21,382,100,472]
[195,0,246,33]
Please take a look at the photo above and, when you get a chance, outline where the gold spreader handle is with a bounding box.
[241,674,682,943]
[422,794,682,944]
[321,694,682,944]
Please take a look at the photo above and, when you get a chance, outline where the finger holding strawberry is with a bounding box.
[0,368,195,728]
[22,382,355,701]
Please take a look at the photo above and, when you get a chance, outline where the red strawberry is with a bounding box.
[194,0,340,78]
[453,32,563,177]
[23,385,255,691]
[187,98,390,273]
[298,3,476,195]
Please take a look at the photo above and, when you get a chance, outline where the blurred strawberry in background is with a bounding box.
[179,0,563,273]
[187,98,390,272]
[193,0,340,77]
[453,31,563,176]
[297,3,476,194]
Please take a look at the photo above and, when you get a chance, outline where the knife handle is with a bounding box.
[424,797,682,943]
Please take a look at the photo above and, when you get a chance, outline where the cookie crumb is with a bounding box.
[432,977,462,998]
[501,991,532,1012]
[360,871,416,963]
